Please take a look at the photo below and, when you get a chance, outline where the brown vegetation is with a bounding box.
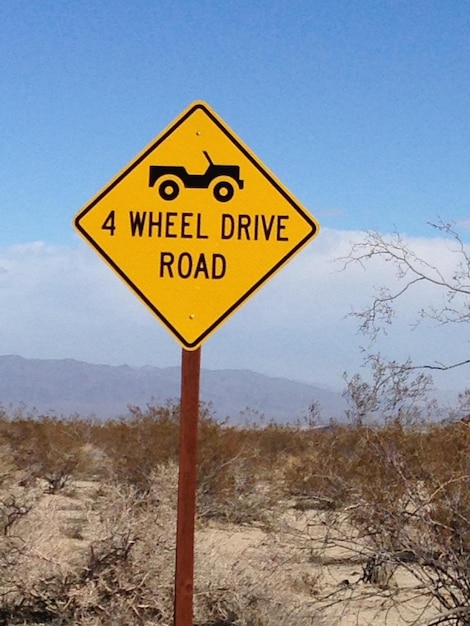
[0,400,469,624]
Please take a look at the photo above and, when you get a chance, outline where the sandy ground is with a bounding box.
[13,481,442,625]
[195,506,440,626]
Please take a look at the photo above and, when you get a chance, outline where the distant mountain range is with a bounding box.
[0,355,345,423]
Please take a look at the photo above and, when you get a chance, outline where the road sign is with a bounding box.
[74,101,320,350]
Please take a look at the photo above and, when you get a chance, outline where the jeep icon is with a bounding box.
[149,151,244,202]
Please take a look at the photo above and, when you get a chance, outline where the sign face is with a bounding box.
[74,101,320,350]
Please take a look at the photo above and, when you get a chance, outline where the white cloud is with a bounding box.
[0,229,469,393]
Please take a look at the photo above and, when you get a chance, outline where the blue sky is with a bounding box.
[2,0,469,244]
[1,1,469,399]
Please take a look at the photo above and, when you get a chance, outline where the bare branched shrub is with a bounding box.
[0,487,39,536]
[339,221,470,371]
[297,366,470,624]
[0,466,177,625]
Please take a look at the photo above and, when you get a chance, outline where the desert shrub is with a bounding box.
[197,419,272,523]
[67,478,176,625]
[0,467,177,625]
[91,403,283,523]
[94,401,181,491]
[303,416,470,625]
[282,417,430,513]
[283,425,364,509]
[0,404,293,524]
[0,461,318,626]
[10,402,470,623]
[0,487,40,536]
[0,416,85,492]
[243,421,311,467]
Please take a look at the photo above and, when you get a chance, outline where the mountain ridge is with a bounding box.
[0,355,345,423]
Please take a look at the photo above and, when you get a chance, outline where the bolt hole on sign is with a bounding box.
[73,101,320,350]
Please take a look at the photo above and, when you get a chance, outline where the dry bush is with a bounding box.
[7,395,470,624]
[196,420,284,524]
[0,409,345,624]
[0,415,86,492]
[67,472,177,625]
[0,405,309,527]
[295,416,470,625]
[0,460,322,626]
[93,403,285,524]
[283,425,362,509]
[0,404,290,525]
[0,464,178,625]
[94,402,181,491]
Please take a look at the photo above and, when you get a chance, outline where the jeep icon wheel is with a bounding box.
[159,179,180,201]
[213,180,234,203]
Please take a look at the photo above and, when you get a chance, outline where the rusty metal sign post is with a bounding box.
[73,101,320,626]
[174,347,201,625]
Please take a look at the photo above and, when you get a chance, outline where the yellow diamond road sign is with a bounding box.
[74,101,320,350]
